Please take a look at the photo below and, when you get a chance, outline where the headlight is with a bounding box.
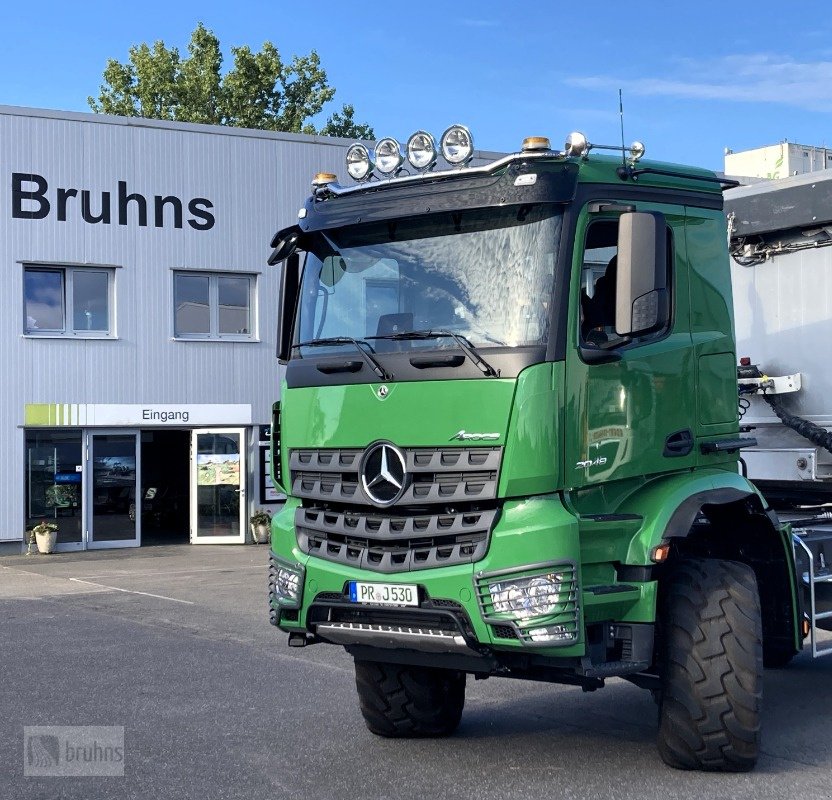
[406,130,437,171]
[346,143,373,181]
[375,137,404,175]
[489,572,565,620]
[269,555,304,608]
[440,124,473,166]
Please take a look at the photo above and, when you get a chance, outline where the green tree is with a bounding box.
[88,23,373,138]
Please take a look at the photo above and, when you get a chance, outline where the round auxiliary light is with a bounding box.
[375,137,404,175]
[629,140,646,162]
[312,172,338,187]
[522,136,551,152]
[564,131,589,157]
[346,143,374,181]
[406,130,438,171]
[440,124,474,166]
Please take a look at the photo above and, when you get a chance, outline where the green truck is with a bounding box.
[266,127,828,772]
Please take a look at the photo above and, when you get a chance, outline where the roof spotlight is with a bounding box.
[441,124,474,166]
[629,141,646,162]
[406,130,438,171]
[564,131,589,157]
[346,143,374,181]
[375,137,404,175]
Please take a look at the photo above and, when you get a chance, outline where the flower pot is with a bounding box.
[35,530,58,554]
[251,523,270,544]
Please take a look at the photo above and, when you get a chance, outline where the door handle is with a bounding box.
[663,429,694,458]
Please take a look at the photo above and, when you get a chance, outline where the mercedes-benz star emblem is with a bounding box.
[377,385,389,399]
[360,441,408,507]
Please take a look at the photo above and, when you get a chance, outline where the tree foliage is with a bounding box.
[88,23,373,139]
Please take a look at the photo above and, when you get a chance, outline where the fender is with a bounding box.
[617,468,771,564]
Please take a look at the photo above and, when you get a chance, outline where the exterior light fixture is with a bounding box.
[346,143,374,181]
[440,125,474,166]
[564,132,589,157]
[406,131,438,171]
[375,138,404,175]
[522,136,551,152]
[312,172,338,187]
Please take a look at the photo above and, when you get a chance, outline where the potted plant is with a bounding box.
[250,509,272,544]
[28,521,58,554]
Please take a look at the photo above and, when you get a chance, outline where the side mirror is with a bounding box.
[276,252,301,363]
[615,212,668,336]
[268,225,303,265]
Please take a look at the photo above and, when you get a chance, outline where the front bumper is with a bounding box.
[270,494,587,659]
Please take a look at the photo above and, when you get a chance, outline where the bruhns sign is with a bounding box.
[11,172,215,230]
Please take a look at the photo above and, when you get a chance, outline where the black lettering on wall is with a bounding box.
[118,181,147,226]
[187,198,215,231]
[154,195,183,228]
[81,190,111,224]
[57,188,78,222]
[12,173,50,219]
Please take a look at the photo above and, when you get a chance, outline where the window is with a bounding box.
[24,266,114,337]
[174,272,255,340]
[579,217,673,345]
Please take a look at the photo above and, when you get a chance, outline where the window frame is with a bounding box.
[172,270,257,342]
[23,264,116,339]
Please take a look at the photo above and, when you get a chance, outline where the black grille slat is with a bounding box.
[290,445,502,573]
[296,506,497,574]
[290,446,502,505]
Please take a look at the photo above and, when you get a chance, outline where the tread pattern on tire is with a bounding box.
[354,660,465,738]
[657,558,763,772]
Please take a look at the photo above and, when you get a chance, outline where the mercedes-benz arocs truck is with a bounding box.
[266,127,827,772]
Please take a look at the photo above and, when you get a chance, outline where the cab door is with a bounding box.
[564,201,696,490]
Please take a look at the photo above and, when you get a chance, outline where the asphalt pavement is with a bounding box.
[2,544,831,800]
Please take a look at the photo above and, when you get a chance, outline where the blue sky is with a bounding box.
[3,0,832,170]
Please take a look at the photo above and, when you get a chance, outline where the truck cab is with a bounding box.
[267,128,802,771]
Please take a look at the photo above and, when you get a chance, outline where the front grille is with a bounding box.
[296,506,496,573]
[290,446,502,505]
[290,445,503,573]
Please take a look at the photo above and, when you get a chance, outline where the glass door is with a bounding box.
[191,429,246,544]
[25,430,84,552]
[87,431,141,549]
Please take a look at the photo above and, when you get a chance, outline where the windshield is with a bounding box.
[295,204,563,353]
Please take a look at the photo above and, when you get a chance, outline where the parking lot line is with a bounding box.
[74,565,264,579]
[68,578,195,604]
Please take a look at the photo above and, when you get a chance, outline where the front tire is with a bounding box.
[657,558,762,772]
[354,660,465,737]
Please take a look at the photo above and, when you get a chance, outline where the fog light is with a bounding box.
[346,143,373,181]
[375,137,404,175]
[528,624,575,643]
[440,124,473,166]
[406,130,438,171]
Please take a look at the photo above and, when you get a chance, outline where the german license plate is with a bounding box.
[348,581,418,606]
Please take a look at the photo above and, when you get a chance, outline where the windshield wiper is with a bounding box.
[367,329,499,377]
[293,337,392,380]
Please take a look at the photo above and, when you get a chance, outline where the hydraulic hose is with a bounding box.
[764,394,832,456]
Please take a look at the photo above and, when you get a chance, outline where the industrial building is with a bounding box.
[1,104,355,552]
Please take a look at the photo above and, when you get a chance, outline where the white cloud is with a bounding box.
[565,53,832,111]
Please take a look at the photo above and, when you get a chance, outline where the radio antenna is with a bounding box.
[619,89,626,167]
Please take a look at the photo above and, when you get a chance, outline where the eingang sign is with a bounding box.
[24,403,252,427]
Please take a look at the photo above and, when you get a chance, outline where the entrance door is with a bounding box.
[87,431,141,549]
[191,429,246,544]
